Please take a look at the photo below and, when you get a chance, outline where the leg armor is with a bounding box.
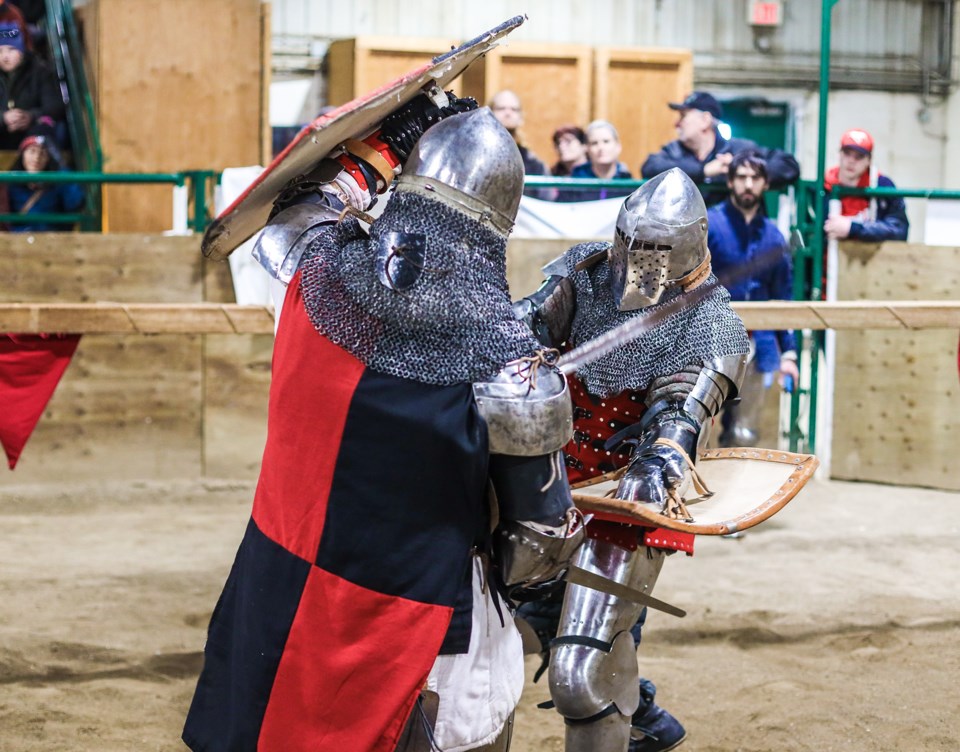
[548,537,667,752]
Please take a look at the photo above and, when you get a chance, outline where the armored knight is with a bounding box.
[183,99,583,752]
[514,168,749,752]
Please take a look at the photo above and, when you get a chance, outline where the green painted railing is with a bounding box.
[0,171,218,233]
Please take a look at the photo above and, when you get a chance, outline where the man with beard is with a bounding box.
[708,150,798,447]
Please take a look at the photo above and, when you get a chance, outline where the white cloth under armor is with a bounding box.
[426,557,524,751]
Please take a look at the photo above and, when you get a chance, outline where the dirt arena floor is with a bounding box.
[1,475,958,752]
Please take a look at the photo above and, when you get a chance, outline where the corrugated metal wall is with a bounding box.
[270,0,953,91]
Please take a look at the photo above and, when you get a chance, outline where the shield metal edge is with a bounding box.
[202,15,526,261]
[570,449,819,536]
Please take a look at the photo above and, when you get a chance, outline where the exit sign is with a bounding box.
[749,0,783,26]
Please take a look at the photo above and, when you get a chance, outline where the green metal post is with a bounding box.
[805,0,841,454]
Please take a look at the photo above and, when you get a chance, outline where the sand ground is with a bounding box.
[1,476,958,752]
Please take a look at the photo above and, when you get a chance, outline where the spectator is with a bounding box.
[5,131,84,232]
[823,128,908,242]
[641,91,799,205]
[0,22,64,150]
[489,89,552,199]
[559,119,633,202]
[708,151,798,447]
[550,124,587,176]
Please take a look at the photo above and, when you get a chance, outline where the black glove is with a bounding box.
[379,90,478,163]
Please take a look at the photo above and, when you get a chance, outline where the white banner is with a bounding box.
[513,195,622,239]
[217,166,272,306]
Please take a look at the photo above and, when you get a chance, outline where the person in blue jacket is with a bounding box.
[708,150,798,447]
[642,91,799,206]
[6,131,84,232]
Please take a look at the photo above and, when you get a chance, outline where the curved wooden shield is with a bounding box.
[202,15,525,262]
[570,448,818,536]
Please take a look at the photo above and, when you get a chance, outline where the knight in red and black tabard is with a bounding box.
[182,96,585,752]
[513,168,749,752]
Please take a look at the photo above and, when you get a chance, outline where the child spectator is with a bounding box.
[0,22,64,150]
[5,131,84,232]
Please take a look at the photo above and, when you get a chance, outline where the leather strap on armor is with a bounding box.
[677,249,712,292]
[340,134,399,192]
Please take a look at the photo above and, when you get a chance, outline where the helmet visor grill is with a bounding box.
[612,228,671,310]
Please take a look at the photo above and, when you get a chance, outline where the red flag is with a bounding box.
[0,334,81,469]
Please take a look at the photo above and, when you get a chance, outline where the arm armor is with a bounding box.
[511,274,576,347]
[614,354,746,505]
[474,361,584,590]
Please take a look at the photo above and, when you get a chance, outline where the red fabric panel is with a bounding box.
[643,527,695,555]
[252,278,365,562]
[0,333,81,469]
[259,566,452,752]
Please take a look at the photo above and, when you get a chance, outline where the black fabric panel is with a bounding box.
[489,453,573,526]
[438,558,475,655]
[182,519,311,752]
[316,371,489,610]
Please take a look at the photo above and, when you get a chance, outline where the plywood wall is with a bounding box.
[831,241,960,491]
[83,0,268,232]
[593,47,693,176]
[326,36,689,180]
[0,234,270,485]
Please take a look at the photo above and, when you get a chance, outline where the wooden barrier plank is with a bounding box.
[4,301,960,334]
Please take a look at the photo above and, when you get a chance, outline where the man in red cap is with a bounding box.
[823,128,908,242]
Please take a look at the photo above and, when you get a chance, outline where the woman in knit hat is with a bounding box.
[0,21,64,150]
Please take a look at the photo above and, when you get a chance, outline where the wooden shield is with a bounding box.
[202,15,525,262]
[570,448,819,536]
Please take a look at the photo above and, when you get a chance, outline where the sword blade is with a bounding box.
[556,245,785,376]
[566,565,687,618]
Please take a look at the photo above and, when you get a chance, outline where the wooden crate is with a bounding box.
[831,241,960,491]
[326,35,464,105]
[461,42,593,172]
[593,47,693,177]
[80,0,269,232]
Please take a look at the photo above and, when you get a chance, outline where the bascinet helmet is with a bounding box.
[395,107,525,237]
[608,167,709,310]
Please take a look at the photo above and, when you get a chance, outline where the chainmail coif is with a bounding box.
[564,242,749,398]
[298,190,542,385]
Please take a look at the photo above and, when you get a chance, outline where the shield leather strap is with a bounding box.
[340,138,396,192]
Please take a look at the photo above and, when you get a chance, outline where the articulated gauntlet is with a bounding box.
[615,355,746,509]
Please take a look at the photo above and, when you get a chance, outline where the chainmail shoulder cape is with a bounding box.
[564,241,749,398]
[298,191,542,386]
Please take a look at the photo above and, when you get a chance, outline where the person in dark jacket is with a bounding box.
[558,119,634,202]
[550,124,588,176]
[6,132,84,232]
[489,89,554,200]
[823,128,908,243]
[708,151,797,447]
[641,91,800,205]
[0,22,64,150]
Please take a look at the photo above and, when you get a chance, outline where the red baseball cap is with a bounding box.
[840,129,873,156]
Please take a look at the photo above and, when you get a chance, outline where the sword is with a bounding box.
[555,245,785,376]
[566,565,686,618]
